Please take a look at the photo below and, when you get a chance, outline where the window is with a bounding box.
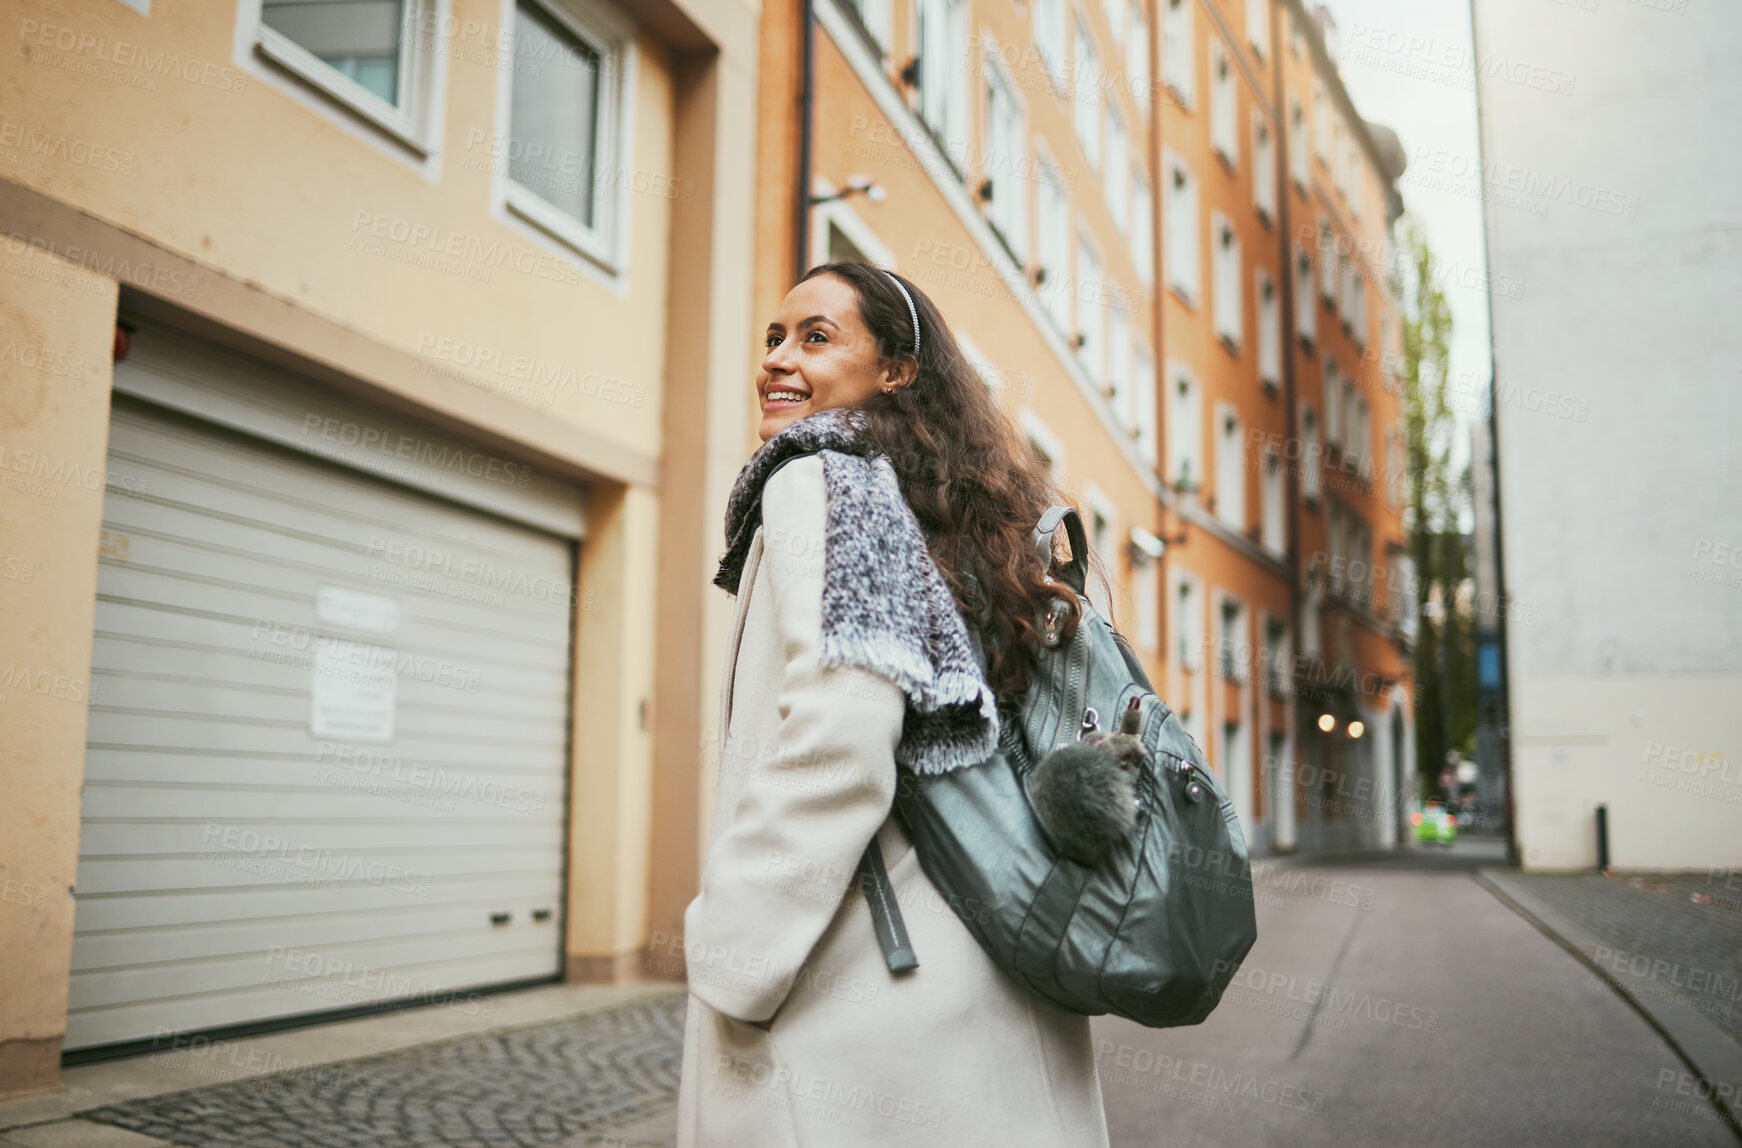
[1104,105,1129,230]
[1164,0,1194,107]
[1211,212,1242,349]
[1170,370,1202,490]
[1133,345,1158,465]
[1077,232,1105,381]
[1087,489,1117,618]
[985,57,1028,258]
[1312,77,1329,164]
[1023,410,1066,478]
[1319,224,1336,304]
[1386,429,1405,507]
[1261,449,1284,554]
[1263,616,1288,695]
[1220,598,1246,682]
[1135,553,1159,653]
[1034,0,1067,90]
[1129,1,1151,109]
[1108,306,1130,415]
[1332,118,1349,198]
[1256,269,1280,389]
[1351,270,1368,346]
[1215,405,1245,529]
[1294,246,1316,343]
[1073,15,1102,169]
[1288,96,1307,188]
[1339,252,1355,329]
[841,0,891,51]
[505,0,627,265]
[1245,0,1269,59]
[1252,112,1276,223]
[1132,169,1155,286]
[1341,377,1357,460]
[257,0,429,141]
[1301,404,1321,502]
[1036,153,1072,332]
[1351,393,1370,476]
[918,0,969,167]
[1209,39,1237,166]
[1100,0,1125,39]
[1177,579,1202,669]
[1324,357,1341,448]
[1165,152,1201,304]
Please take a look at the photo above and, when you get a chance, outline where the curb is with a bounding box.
[1475,867,1742,1142]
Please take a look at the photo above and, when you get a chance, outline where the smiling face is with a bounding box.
[757,273,911,441]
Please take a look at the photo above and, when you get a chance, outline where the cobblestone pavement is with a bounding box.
[1498,871,1742,1048]
[84,992,688,1148]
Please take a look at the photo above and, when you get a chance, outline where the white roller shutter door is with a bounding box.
[68,329,580,1052]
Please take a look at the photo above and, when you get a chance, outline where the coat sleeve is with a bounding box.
[682,453,907,1023]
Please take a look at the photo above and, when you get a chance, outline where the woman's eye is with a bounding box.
[806,331,827,343]
[765,334,782,348]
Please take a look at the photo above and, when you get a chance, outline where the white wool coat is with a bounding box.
[674,454,1110,1147]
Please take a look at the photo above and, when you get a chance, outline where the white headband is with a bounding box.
[885,271,921,358]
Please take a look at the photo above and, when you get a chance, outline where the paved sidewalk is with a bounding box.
[0,985,687,1148]
[1478,867,1742,1135]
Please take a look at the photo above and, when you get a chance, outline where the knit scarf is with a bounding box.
[714,408,1000,776]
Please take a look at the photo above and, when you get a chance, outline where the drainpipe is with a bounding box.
[1272,0,1302,854]
[794,0,816,286]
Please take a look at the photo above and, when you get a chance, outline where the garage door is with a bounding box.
[67,330,581,1052]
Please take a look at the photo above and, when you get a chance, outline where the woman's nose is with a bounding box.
[762,335,796,373]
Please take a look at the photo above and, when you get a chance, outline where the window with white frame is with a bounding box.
[841,0,891,51]
[1023,409,1066,478]
[1245,0,1269,59]
[1290,5,1305,58]
[1135,552,1159,653]
[1132,168,1154,286]
[1209,39,1237,167]
[1341,377,1357,461]
[1164,0,1194,107]
[1129,0,1151,109]
[1165,152,1201,304]
[1324,357,1341,448]
[1077,231,1105,381]
[1339,252,1355,329]
[1211,212,1242,349]
[1178,578,1203,669]
[1170,370,1202,490]
[1299,586,1321,658]
[1326,499,1343,588]
[1220,597,1247,682]
[1036,153,1072,332]
[1352,393,1370,476]
[505,0,628,265]
[1086,489,1118,618]
[1133,345,1157,464]
[1100,0,1125,39]
[1352,271,1368,346]
[1256,268,1280,388]
[1261,449,1284,554]
[257,0,430,141]
[1387,429,1404,506]
[1332,118,1349,198]
[1294,245,1315,343]
[1108,305,1130,413]
[985,56,1028,258]
[1263,615,1288,694]
[1320,227,1337,305]
[1312,77,1329,164]
[1105,105,1129,231]
[1301,404,1321,502]
[918,0,968,168]
[1034,0,1067,90]
[1074,15,1102,169]
[1288,96,1307,188]
[1252,111,1276,222]
[1215,404,1245,529]
[958,332,1002,395]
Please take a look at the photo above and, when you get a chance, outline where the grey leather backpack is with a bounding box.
[854,506,1259,1028]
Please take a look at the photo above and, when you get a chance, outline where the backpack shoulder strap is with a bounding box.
[1033,506,1089,597]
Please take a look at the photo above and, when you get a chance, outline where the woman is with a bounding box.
[674,263,1111,1147]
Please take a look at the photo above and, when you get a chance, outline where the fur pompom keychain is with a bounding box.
[1027,697,1148,867]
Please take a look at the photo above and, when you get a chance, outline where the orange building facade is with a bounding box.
[751,0,1416,856]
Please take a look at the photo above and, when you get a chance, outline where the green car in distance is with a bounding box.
[1412,801,1458,846]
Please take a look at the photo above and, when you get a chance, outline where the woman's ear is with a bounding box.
[882,354,919,391]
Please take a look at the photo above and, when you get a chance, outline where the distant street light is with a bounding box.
[1318,713,1337,733]
[1348,720,1366,739]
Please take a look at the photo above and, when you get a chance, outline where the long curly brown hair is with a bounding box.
[801,261,1085,705]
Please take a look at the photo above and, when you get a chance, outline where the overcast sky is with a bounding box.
[1321,0,1490,478]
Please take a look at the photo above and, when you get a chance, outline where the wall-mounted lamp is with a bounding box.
[1129,526,1166,567]
[812,174,888,206]
[1347,720,1366,740]
[1317,713,1337,733]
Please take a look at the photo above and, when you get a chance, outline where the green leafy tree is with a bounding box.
[1396,219,1473,798]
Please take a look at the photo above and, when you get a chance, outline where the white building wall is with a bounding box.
[1472,1,1742,870]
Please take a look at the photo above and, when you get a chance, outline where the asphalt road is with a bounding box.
[1093,837,1739,1148]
